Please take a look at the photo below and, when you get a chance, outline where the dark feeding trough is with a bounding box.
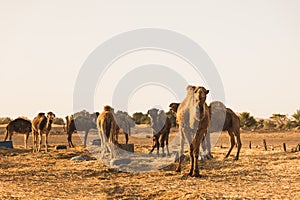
[0,141,13,149]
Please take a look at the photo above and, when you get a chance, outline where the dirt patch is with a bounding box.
[0,128,299,199]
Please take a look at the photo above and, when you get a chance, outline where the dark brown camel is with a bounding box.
[175,85,210,177]
[32,112,55,152]
[169,101,242,160]
[4,118,32,148]
[147,108,171,156]
[65,115,76,147]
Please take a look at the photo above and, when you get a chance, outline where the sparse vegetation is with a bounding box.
[53,117,65,125]
[0,117,12,125]
[239,112,257,129]
[132,112,150,124]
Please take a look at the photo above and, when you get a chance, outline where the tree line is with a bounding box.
[1,109,300,131]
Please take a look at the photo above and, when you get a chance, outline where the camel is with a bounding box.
[208,101,242,160]
[4,118,32,148]
[147,108,171,156]
[73,113,98,148]
[65,115,76,147]
[114,111,135,144]
[175,85,210,177]
[32,112,55,152]
[97,105,119,158]
[169,101,242,160]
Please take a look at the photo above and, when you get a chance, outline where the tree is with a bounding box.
[239,112,257,129]
[292,109,300,126]
[270,114,288,129]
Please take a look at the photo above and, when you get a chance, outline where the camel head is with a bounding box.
[103,105,112,112]
[47,112,56,122]
[147,108,159,119]
[194,86,209,105]
[169,103,180,114]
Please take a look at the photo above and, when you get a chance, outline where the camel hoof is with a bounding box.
[161,153,166,157]
[234,157,239,161]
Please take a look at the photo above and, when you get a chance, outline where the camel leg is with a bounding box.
[166,134,170,156]
[176,128,185,172]
[125,133,129,144]
[32,131,36,152]
[189,145,195,176]
[235,129,242,160]
[159,135,166,156]
[38,131,42,152]
[68,133,74,148]
[225,130,236,159]
[4,130,9,141]
[193,128,206,177]
[24,133,29,149]
[204,132,213,159]
[45,131,49,152]
[149,137,157,154]
[84,131,89,148]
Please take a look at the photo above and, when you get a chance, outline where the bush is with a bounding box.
[239,112,257,129]
[0,117,12,125]
[132,112,150,124]
[53,117,65,125]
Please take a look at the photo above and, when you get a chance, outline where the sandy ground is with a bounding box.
[0,126,299,199]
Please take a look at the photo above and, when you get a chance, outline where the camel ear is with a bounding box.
[206,90,209,94]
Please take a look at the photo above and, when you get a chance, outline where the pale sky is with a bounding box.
[0,0,299,119]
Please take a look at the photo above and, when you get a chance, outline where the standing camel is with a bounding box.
[65,115,76,147]
[114,111,135,144]
[208,101,242,160]
[169,101,242,160]
[147,108,171,156]
[4,118,32,148]
[175,85,210,177]
[97,105,119,158]
[73,113,98,148]
[32,112,55,152]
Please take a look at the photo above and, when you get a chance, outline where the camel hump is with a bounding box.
[209,101,227,112]
[38,113,45,117]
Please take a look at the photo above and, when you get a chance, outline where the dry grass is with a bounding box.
[0,126,299,199]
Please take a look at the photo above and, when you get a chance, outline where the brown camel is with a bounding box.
[169,101,242,160]
[65,115,76,147]
[147,108,171,156]
[97,105,119,158]
[175,85,210,177]
[4,118,32,148]
[32,112,55,152]
[208,101,242,160]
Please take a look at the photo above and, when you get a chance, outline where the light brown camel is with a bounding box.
[169,101,242,160]
[175,85,210,177]
[147,108,171,156]
[4,118,32,148]
[65,115,76,147]
[32,112,55,152]
[97,105,119,158]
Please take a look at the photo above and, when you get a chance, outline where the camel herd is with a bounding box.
[2,85,242,177]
